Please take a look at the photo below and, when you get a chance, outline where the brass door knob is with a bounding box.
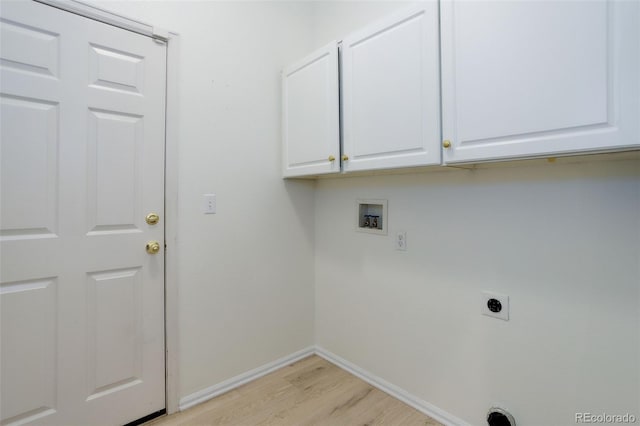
[328,155,336,162]
[342,154,349,161]
[443,140,452,149]
[146,241,161,254]
[146,213,160,225]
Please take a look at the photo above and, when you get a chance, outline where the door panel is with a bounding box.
[89,44,144,94]
[0,2,166,425]
[87,109,143,234]
[0,19,59,78]
[0,278,57,424]
[86,268,143,399]
[0,95,58,239]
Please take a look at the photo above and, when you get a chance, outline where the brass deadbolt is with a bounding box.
[146,213,160,225]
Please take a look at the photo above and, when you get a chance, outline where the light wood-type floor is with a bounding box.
[148,355,442,426]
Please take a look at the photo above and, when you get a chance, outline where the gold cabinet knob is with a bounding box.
[443,140,452,149]
[342,154,349,161]
[146,213,160,225]
[146,241,160,254]
[328,155,336,162]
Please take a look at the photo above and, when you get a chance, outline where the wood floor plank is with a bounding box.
[148,356,442,426]
[259,375,368,425]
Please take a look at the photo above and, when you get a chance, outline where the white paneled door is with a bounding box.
[0,2,166,425]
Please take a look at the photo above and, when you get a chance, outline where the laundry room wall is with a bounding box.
[310,2,640,425]
[81,2,640,424]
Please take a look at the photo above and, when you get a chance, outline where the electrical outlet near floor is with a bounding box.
[481,291,509,321]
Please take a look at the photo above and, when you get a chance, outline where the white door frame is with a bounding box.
[34,0,181,415]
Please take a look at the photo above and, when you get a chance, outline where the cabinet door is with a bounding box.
[282,41,340,177]
[441,0,639,164]
[341,4,441,172]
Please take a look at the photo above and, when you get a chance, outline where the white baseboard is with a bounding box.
[315,346,471,426]
[178,346,315,411]
[178,345,469,426]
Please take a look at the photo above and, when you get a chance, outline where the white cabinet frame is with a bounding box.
[440,0,639,164]
[341,3,442,172]
[282,41,340,177]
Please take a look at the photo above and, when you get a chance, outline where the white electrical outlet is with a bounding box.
[395,231,407,251]
[481,291,509,321]
[203,194,216,214]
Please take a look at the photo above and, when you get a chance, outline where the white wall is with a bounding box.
[86,0,317,399]
[309,1,413,45]
[315,157,640,425]
[81,2,640,424]
[311,2,640,425]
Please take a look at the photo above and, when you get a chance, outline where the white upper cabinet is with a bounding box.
[283,1,638,177]
[282,41,340,177]
[341,4,441,172]
[441,0,640,164]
